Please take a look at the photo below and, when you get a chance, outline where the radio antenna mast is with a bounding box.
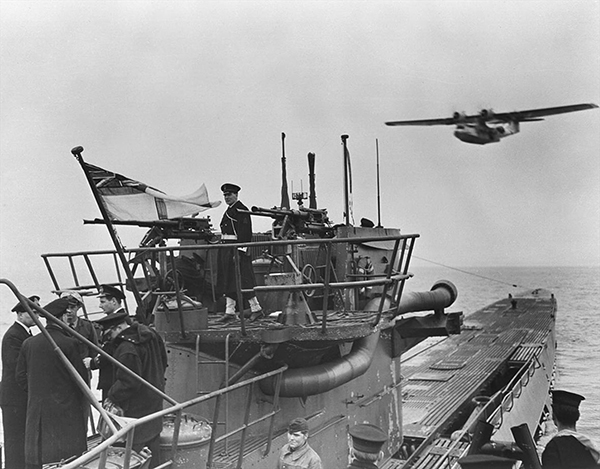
[376,138,382,227]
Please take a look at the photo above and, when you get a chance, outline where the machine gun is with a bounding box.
[244,206,334,239]
[84,217,217,247]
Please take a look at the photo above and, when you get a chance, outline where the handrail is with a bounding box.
[414,350,544,469]
[41,232,419,333]
[40,233,420,258]
[58,364,289,469]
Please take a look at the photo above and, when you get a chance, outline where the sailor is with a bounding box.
[90,284,131,400]
[216,183,263,322]
[16,298,88,469]
[277,417,323,469]
[0,295,40,469]
[541,390,600,468]
[94,310,168,469]
[60,290,99,362]
[97,284,128,316]
[347,423,388,468]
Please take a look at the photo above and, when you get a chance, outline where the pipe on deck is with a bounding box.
[395,279,457,316]
[259,281,457,398]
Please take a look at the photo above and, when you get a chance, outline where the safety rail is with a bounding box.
[1,279,288,469]
[59,365,288,469]
[41,233,419,335]
[404,350,544,469]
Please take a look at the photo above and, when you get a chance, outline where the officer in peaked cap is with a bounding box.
[347,423,388,468]
[2,295,40,469]
[220,182,241,194]
[541,389,600,468]
[15,296,88,466]
[216,181,263,322]
[93,285,130,402]
[11,295,41,313]
[97,284,125,302]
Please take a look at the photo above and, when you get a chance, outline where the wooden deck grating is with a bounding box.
[401,295,555,439]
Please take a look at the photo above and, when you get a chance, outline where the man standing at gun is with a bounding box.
[216,183,263,322]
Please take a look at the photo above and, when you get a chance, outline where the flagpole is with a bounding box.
[70,146,144,316]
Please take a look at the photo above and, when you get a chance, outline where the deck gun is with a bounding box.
[243,206,334,239]
[83,217,217,247]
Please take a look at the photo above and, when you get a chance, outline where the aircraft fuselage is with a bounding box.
[454,121,519,145]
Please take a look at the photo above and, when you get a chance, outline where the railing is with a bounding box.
[1,278,288,469]
[41,233,419,335]
[404,350,545,469]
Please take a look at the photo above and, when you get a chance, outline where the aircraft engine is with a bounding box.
[479,109,494,120]
[453,111,467,122]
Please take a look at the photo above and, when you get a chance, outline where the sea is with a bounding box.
[1,265,599,450]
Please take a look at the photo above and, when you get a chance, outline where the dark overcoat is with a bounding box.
[107,322,168,448]
[216,199,256,298]
[541,433,599,468]
[0,321,31,468]
[16,323,88,465]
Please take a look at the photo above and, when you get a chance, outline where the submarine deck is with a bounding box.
[396,289,556,468]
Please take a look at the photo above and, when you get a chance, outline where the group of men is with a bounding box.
[278,417,388,469]
[0,285,167,469]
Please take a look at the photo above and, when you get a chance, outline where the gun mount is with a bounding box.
[84,217,216,247]
[244,206,334,239]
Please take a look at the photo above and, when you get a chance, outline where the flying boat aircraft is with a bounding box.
[385,103,598,145]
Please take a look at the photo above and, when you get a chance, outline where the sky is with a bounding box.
[1,0,599,308]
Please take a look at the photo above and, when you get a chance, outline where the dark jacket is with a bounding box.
[217,199,256,297]
[0,322,30,407]
[220,199,253,243]
[542,432,600,468]
[16,324,88,465]
[72,316,99,359]
[107,322,168,446]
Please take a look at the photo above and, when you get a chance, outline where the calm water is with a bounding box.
[407,265,600,442]
[1,265,599,445]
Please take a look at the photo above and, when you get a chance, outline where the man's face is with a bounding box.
[65,303,80,325]
[99,297,118,314]
[19,300,39,327]
[287,431,308,450]
[105,322,125,341]
[223,191,238,206]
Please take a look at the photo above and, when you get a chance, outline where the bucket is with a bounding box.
[159,413,211,469]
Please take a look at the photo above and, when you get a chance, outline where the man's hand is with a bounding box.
[83,357,92,369]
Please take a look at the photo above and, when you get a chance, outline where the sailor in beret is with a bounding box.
[15,297,88,466]
[277,417,322,469]
[541,390,600,468]
[1,295,40,469]
[216,182,263,322]
[347,423,388,468]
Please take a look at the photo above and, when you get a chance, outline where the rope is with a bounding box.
[412,256,524,289]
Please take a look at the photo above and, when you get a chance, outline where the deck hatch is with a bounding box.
[409,372,454,382]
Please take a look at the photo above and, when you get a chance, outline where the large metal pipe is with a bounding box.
[259,282,457,397]
[259,330,380,397]
[394,279,457,316]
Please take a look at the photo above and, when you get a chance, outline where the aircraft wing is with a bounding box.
[492,103,598,122]
[384,117,457,126]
